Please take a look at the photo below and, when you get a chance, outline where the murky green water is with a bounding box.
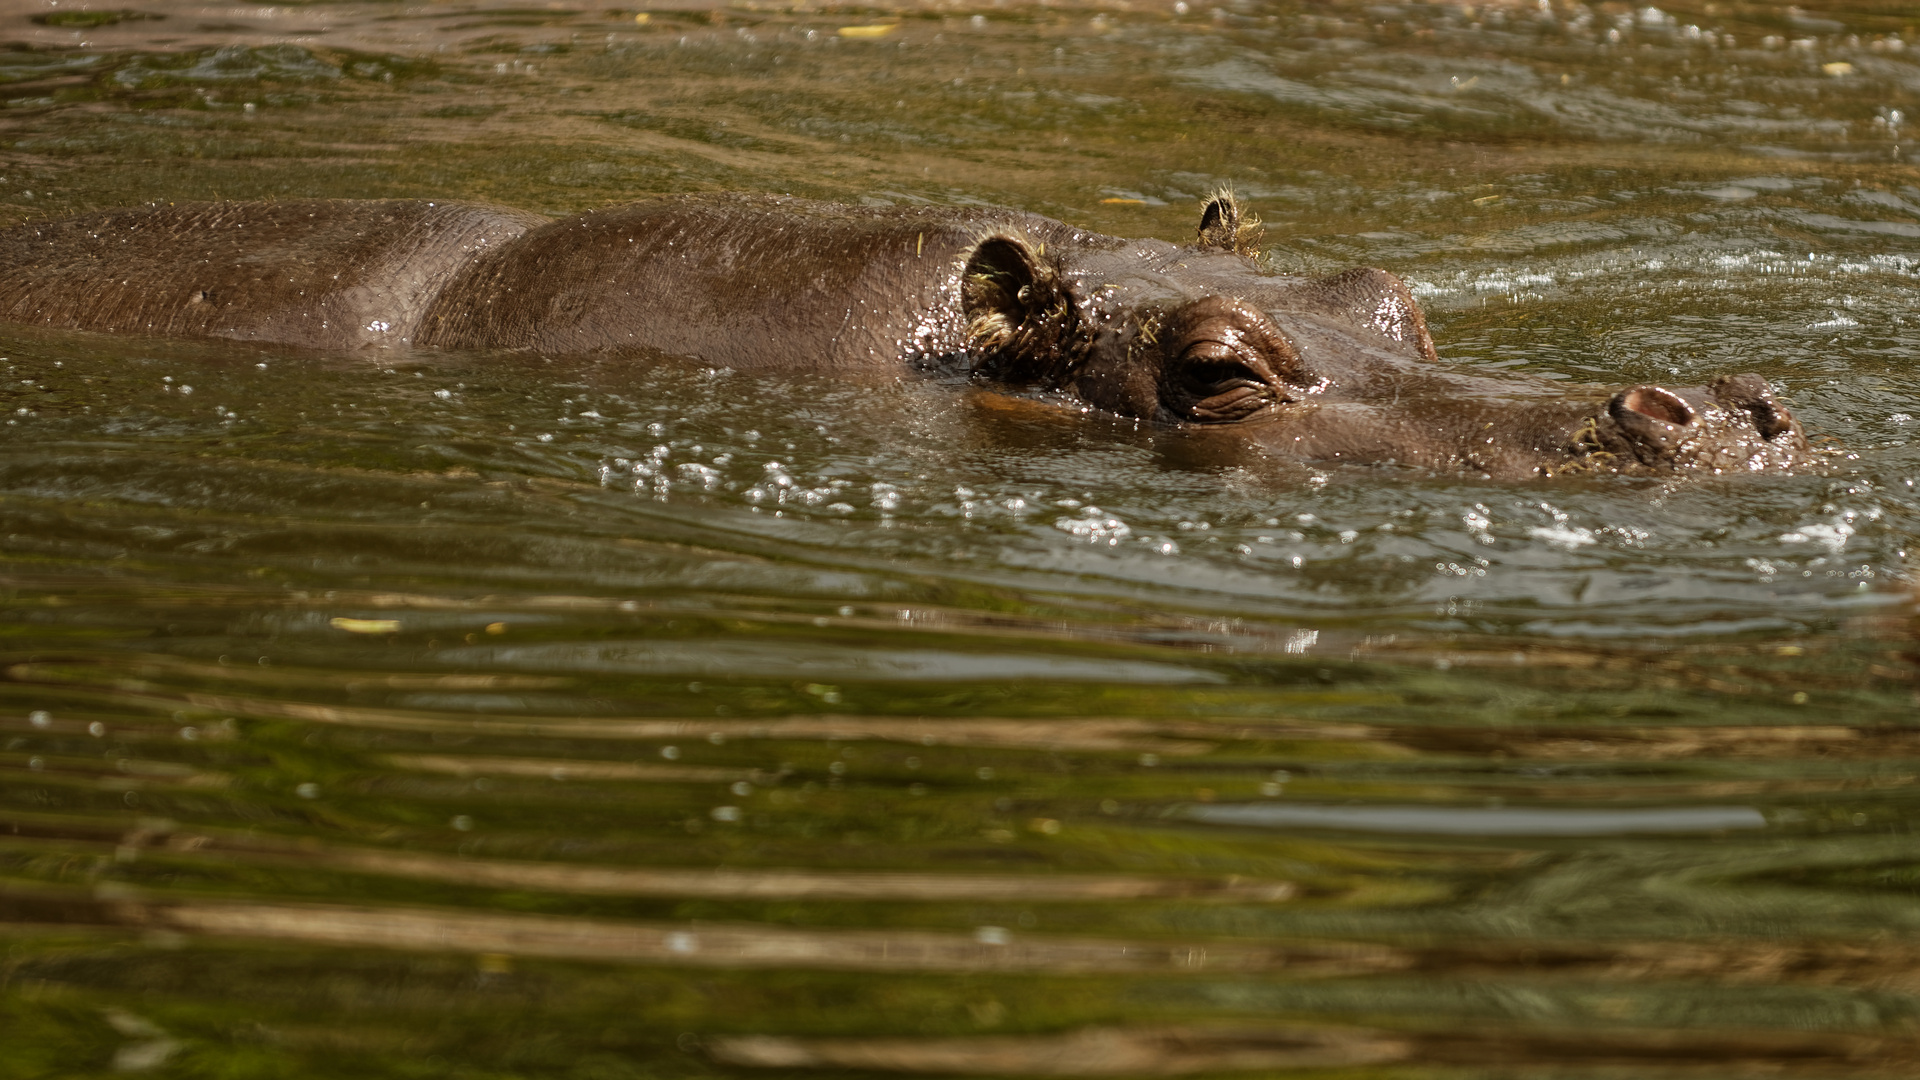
[2,0,1919,1074]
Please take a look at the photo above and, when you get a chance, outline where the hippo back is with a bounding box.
[416,194,1081,372]
[0,199,547,351]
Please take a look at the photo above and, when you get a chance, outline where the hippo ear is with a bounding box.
[1196,190,1263,257]
[1310,267,1438,362]
[962,235,1080,383]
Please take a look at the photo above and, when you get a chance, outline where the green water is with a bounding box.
[2,0,1919,1075]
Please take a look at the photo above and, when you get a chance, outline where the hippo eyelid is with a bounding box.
[1179,337,1283,392]
[1180,338,1240,363]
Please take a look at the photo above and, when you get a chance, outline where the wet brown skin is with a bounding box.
[0,193,1808,478]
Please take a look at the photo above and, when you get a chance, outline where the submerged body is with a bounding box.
[0,193,1808,477]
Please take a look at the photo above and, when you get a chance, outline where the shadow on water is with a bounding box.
[1,0,1919,1075]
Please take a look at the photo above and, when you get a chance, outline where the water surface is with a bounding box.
[2,0,1919,1075]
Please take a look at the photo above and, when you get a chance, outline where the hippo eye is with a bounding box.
[1177,339,1275,422]
[1158,299,1301,423]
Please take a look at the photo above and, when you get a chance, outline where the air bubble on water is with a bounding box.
[1531,524,1597,549]
[676,462,721,489]
[451,815,474,831]
[730,781,753,796]
[28,710,49,727]
[661,746,680,760]
[974,926,1010,945]
[1779,522,1853,554]
[1055,507,1130,545]
[296,783,319,799]
[710,805,741,822]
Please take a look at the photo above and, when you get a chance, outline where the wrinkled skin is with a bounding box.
[0,193,1809,478]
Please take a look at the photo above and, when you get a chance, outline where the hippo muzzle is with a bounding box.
[1580,373,1809,474]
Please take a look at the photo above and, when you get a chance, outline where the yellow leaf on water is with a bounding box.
[330,617,401,634]
[1100,198,1146,205]
[837,23,898,38]
[633,12,649,23]
[1822,61,1854,76]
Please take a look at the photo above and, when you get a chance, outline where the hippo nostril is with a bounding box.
[1610,386,1694,427]
[1741,398,1794,440]
[1710,373,1796,440]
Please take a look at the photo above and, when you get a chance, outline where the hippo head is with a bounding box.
[960,194,1810,478]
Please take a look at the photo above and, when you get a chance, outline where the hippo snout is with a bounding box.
[1595,373,1806,472]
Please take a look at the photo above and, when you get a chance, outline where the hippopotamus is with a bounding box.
[0,192,1808,477]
